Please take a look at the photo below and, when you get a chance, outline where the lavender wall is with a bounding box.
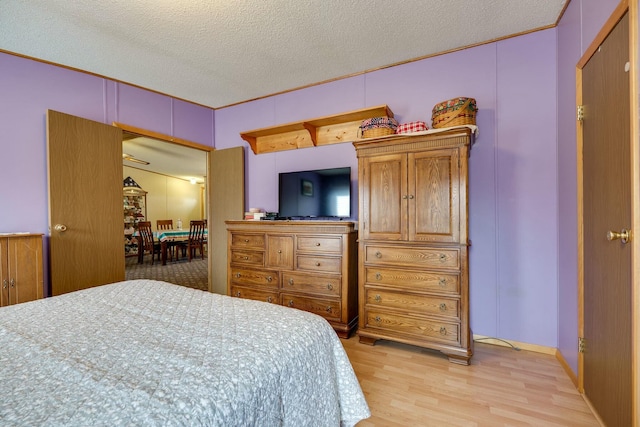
[556,0,620,375]
[216,31,561,347]
[0,52,215,294]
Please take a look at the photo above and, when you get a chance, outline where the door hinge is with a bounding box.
[579,337,586,353]
[577,105,584,122]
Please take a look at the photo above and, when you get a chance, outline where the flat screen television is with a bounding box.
[278,167,351,219]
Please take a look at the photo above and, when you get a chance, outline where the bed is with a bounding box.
[0,279,370,426]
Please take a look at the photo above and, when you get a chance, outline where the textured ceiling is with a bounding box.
[1,0,567,109]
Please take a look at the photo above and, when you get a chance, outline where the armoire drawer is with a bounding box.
[231,233,265,249]
[282,272,341,297]
[230,249,264,266]
[282,293,341,322]
[297,236,342,253]
[296,255,342,273]
[230,267,278,289]
[364,309,460,344]
[364,288,460,319]
[364,267,460,294]
[364,245,460,270]
[230,285,278,304]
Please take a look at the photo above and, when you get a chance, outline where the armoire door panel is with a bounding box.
[409,149,460,243]
[362,153,407,241]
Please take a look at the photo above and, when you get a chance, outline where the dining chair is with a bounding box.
[185,220,206,262]
[137,221,160,264]
[156,219,177,260]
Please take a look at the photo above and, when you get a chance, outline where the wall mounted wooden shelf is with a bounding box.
[240,105,394,154]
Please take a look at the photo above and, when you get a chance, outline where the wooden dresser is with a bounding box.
[353,129,474,364]
[226,220,358,338]
[0,233,44,307]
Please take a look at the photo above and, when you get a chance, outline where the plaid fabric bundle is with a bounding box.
[359,116,399,131]
[396,121,428,134]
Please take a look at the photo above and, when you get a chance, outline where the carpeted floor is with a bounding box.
[125,254,209,291]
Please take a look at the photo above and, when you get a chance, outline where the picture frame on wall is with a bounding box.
[301,179,313,196]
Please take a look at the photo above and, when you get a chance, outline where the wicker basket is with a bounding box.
[362,127,396,138]
[359,116,399,138]
[431,97,477,129]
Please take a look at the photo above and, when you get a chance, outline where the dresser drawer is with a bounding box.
[365,288,460,319]
[230,285,278,304]
[230,267,278,289]
[364,245,460,270]
[296,255,342,273]
[364,267,460,294]
[282,293,341,322]
[365,309,460,344]
[231,233,265,249]
[230,249,264,266]
[282,272,341,297]
[297,236,342,253]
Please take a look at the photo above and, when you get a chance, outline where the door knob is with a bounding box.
[54,224,67,232]
[607,229,630,244]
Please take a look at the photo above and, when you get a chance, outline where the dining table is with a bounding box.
[134,229,208,265]
[157,229,208,265]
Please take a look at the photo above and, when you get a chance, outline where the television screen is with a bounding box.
[278,167,351,219]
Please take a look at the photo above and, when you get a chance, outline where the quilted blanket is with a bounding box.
[0,280,370,426]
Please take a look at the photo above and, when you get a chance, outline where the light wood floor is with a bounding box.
[341,336,600,427]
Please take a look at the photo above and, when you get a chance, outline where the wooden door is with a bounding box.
[581,12,631,426]
[409,149,461,243]
[47,110,124,295]
[266,235,294,269]
[360,153,407,241]
[209,146,245,294]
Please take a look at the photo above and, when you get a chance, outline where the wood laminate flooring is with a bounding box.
[341,337,600,427]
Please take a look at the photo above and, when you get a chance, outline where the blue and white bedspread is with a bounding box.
[0,279,370,426]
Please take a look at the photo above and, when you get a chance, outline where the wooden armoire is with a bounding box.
[353,128,474,364]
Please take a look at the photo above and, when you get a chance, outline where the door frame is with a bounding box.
[113,122,214,288]
[575,0,639,423]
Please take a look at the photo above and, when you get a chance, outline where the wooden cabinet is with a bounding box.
[123,192,147,257]
[354,129,474,364]
[226,221,358,338]
[0,234,44,307]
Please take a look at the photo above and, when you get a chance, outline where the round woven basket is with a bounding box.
[362,127,396,138]
[432,97,477,129]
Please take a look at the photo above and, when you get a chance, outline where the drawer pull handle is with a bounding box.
[10,279,15,287]
[402,195,408,200]
[408,195,414,199]
[326,306,332,313]
[374,316,381,323]
[235,291,241,297]
[277,249,282,253]
[2,279,7,289]
[243,256,249,260]
[374,294,381,302]
[375,251,382,258]
[288,300,294,307]
[375,272,382,280]
[439,327,447,335]
[439,303,447,311]
[235,273,241,278]
[266,276,273,282]
[315,262,321,266]
[266,296,273,303]
[439,254,447,262]
[315,242,321,246]
[288,278,294,286]
[327,283,333,290]
[244,239,249,243]
[439,278,446,287]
